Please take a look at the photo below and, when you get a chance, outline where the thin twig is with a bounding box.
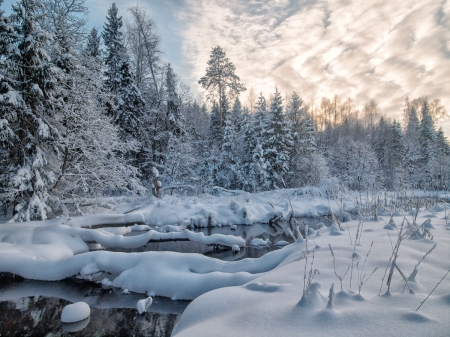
[416,268,450,311]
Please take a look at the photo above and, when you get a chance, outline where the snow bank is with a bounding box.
[172,210,450,337]
[132,189,336,228]
[0,238,305,300]
[70,213,144,227]
[0,220,245,262]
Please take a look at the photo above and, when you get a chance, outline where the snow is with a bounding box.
[170,200,450,337]
[251,238,271,246]
[61,302,90,323]
[132,189,339,228]
[1,190,449,336]
[137,297,153,314]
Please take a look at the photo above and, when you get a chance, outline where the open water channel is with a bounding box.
[0,217,328,336]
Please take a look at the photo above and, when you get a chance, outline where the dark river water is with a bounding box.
[0,218,327,336]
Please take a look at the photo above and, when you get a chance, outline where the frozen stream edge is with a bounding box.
[0,235,305,300]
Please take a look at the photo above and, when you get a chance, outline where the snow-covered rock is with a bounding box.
[61,302,90,323]
[137,297,153,314]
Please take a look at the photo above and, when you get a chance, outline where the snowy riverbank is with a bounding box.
[1,189,450,336]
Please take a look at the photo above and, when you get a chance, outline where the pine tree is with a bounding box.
[420,100,436,167]
[114,59,144,133]
[286,92,318,186]
[432,127,450,189]
[216,117,241,189]
[243,93,270,191]
[209,101,221,145]
[263,88,293,189]
[85,27,101,59]
[102,2,125,93]
[102,3,144,136]
[230,97,244,133]
[386,120,406,189]
[198,46,246,132]
[406,105,420,144]
[0,0,18,198]
[1,0,60,221]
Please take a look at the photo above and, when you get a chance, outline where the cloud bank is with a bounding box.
[176,0,450,127]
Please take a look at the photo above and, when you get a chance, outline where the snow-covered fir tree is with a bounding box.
[85,27,101,59]
[242,93,270,192]
[1,0,59,221]
[286,92,319,186]
[209,101,222,145]
[102,3,144,136]
[385,120,406,189]
[420,100,436,167]
[263,88,293,189]
[216,116,242,189]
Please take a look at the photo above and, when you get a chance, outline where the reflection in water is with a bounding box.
[62,317,90,333]
[0,275,187,337]
[0,219,327,336]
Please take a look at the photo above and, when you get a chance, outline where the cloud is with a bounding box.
[176,0,450,129]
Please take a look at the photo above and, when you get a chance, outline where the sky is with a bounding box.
[2,0,450,131]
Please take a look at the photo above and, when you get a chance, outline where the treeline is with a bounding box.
[0,0,195,220]
[1,0,449,222]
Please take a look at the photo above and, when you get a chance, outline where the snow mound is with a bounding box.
[251,238,270,246]
[422,219,434,229]
[329,222,344,235]
[245,282,283,293]
[137,297,153,314]
[61,302,90,323]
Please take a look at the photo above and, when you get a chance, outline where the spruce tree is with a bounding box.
[164,64,185,138]
[420,100,436,167]
[230,97,244,133]
[102,2,125,93]
[386,120,406,189]
[216,117,240,189]
[102,2,144,136]
[264,88,293,189]
[209,101,221,145]
[1,0,59,221]
[286,92,318,186]
[244,94,270,191]
[114,59,144,133]
[85,27,102,59]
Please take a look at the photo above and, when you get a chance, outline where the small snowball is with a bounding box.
[61,302,90,323]
[232,244,240,253]
[230,225,237,230]
[137,297,153,314]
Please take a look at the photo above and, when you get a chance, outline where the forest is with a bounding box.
[1,0,449,222]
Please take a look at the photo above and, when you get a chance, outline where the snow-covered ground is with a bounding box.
[1,189,449,336]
